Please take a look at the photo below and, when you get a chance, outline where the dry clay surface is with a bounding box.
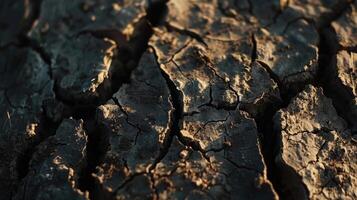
[0,0,356,200]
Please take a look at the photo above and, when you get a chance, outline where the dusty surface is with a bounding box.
[274,85,356,200]
[0,0,356,199]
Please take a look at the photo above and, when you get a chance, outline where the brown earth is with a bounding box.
[0,0,356,199]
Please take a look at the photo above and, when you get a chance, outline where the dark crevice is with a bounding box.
[78,117,110,200]
[152,44,230,163]
[257,61,291,103]
[250,34,257,64]
[147,0,169,26]
[254,99,287,199]
[154,40,225,164]
[274,158,310,200]
[264,105,312,200]
[70,1,167,106]
[254,33,310,200]
[315,0,357,130]
[149,45,184,169]
[254,91,310,199]
[76,1,170,199]
[316,26,357,130]
[254,2,356,200]
[14,96,99,198]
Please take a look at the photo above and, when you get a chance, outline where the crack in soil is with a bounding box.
[77,1,171,198]
[9,0,170,198]
[254,1,357,199]
[317,25,357,130]
[149,45,184,169]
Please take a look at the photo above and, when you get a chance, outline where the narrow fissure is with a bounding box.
[157,61,209,160]
[316,25,357,131]
[255,2,356,199]
[78,116,110,200]
[254,26,311,200]
[152,42,217,165]
[77,1,171,198]
[254,99,310,200]
[255,57,304,200]
[250,34,257,64]
[257,61,291,103]
[149,45,184,169]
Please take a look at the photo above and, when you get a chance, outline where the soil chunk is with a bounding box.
[274,85,357,200]
[0,46,54,199]
[14,119,89,200]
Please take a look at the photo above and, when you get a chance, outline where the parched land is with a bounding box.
[0,0,356,199]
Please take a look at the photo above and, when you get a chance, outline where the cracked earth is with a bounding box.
[0,0,356,200]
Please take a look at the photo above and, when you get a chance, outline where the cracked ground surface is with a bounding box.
[0,0,356,199]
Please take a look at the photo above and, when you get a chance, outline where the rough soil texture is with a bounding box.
[0,0,356,200]
[274,85,356,200]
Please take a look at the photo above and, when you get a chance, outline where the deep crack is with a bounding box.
[77,1,171,198]
[149,45,184,169]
